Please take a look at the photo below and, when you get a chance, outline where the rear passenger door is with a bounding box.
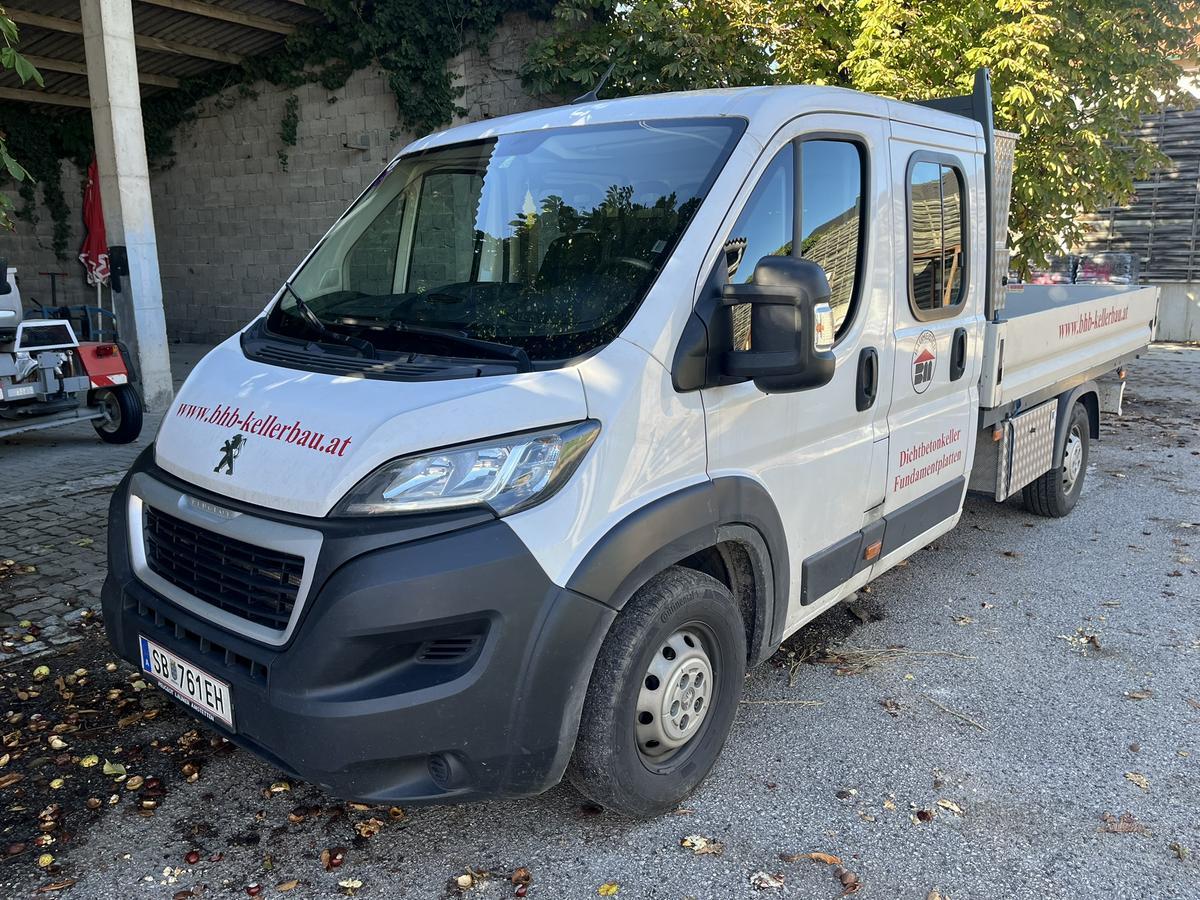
[877,125,986,563]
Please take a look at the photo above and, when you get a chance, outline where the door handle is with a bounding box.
[950,327,967,382]
[855,347,878,411]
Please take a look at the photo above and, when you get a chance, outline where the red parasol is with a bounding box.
[79,157,109,286]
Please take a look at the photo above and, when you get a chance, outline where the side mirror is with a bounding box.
[720,255,836,393]
[0,260,11,296]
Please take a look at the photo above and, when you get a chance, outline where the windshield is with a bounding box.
[266,118,745,362]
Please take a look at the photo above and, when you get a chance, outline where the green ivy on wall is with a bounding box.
[0,0,553,259]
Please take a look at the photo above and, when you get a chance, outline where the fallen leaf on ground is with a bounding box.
[1099,812,1146,834]
[511,867,532,886]
[353,818,383,838]
[276,880,300,892]
[102,760,125,777]
[1125,689,1153,701]
[338,879,363,894]
[936,799,964,816]
[680,835,724,855]
[880,698,901,717]
[1169,841,1189,860]
[749,871,785,890]
[597,883,619,896]
[780,851,841,865]
[319,847,346,871]
[1124,772,1150,791]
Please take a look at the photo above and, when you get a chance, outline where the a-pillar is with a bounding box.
[80,0,172,411]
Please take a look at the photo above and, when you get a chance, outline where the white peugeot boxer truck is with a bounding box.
[104,70,1158,816]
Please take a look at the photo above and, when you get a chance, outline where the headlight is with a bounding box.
[334,420,600,517]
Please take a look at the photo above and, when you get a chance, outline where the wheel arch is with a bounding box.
[1055,381,1100,455]
[564,477,789,666]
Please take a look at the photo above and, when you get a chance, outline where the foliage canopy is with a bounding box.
[522,0,1199,268]
[0,4,42,232]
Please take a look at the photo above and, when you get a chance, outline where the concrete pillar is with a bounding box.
[80,0,173,411]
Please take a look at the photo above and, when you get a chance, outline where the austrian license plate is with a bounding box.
[139,636,233,728]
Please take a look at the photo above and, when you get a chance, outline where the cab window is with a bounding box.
[726,138,865,348]
[909,160,966,314]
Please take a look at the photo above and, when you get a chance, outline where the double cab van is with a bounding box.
[103,70,1158,816]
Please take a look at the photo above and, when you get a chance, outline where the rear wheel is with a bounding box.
[567,566,746,817]
[1022,402,1089,518]
[93,385,143,444]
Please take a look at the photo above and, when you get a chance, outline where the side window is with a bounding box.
[799,140,864,333]
[909,160,966,313]
[344,193,405,296]
[407,171,484,292]
[724,139,866,349]
[725,145,793,350]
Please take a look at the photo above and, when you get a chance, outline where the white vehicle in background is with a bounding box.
[103,69,1157,816]
[0,264,143,443]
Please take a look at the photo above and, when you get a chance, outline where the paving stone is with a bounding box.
[7,598,59,618]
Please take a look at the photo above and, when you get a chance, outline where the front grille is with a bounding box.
[143,506,304,631]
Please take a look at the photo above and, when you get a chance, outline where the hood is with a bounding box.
[154,336,588,518]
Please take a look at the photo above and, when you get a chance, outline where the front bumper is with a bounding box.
[102,452,614,804]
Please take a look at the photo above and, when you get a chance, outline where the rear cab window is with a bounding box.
[908,157,967,317]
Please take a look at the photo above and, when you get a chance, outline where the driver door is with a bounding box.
[702,113,894,633]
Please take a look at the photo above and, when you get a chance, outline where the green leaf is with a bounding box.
[12,51,41,87]
[0,147,28,182]
[0,16,19,46]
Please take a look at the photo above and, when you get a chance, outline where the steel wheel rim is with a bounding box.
[635,627,715,763]
[1062,425,1083,493]
[98,391,121,433]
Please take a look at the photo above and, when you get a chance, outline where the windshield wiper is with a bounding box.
[281,282,376,358]
[386,321,532,372]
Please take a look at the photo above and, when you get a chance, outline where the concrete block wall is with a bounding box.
[1,159,92,312]
[154,13,545,342]
[2,13,547,343]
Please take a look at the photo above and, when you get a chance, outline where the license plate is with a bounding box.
[139,636,233,728]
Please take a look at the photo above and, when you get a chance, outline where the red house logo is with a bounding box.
[911,330,937,393]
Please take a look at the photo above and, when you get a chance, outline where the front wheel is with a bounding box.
[567,566,746,817]
[92,385,144,444]
[1022,402,1089,517]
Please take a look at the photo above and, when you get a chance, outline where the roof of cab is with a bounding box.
[399,84,982,157]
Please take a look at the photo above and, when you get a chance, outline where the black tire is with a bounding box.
[1022,402,1089,518]
[93,385,143,444]
[567,566,746,817]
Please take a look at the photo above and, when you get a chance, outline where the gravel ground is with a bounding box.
[1,344,1197,900]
